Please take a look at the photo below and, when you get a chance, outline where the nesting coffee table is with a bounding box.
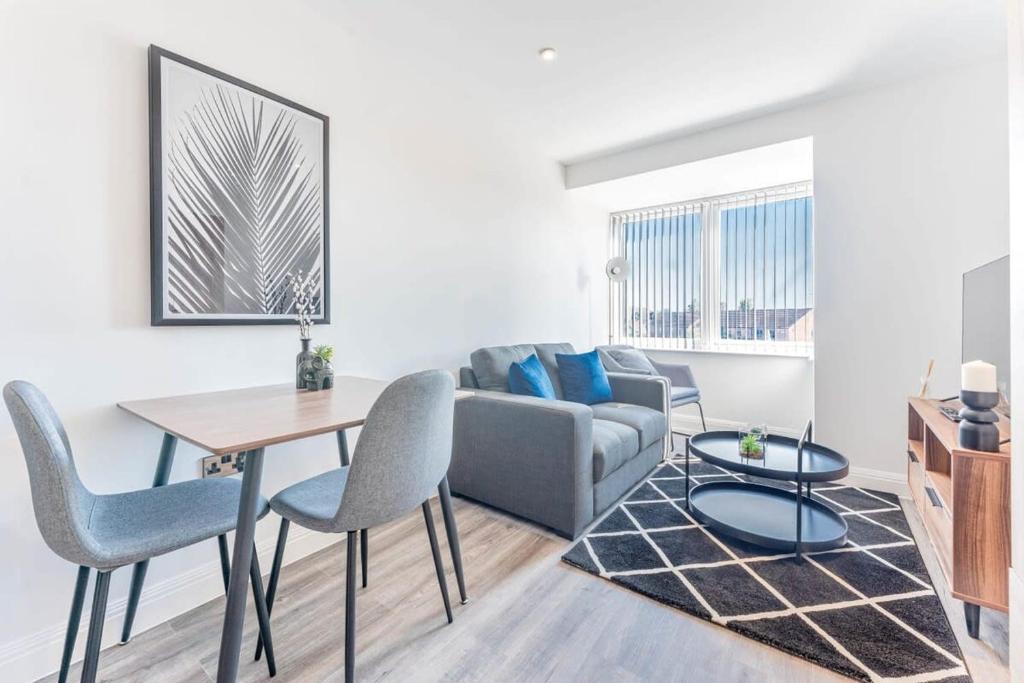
[685,425,850,559]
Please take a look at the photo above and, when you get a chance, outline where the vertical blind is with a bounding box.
[609,202,703,349]
[608,182,814,354]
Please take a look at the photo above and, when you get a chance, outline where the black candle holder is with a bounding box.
[958,390,1000,452]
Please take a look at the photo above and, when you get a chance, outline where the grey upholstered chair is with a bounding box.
[3,381,277,683]
[259,370,456,683]
[596,345,706,432]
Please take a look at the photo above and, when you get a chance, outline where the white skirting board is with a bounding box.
[0,519,338,682]
[671,413,804,439]
[672,414,910,497]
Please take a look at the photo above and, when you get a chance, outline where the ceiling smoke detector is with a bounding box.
[538,47,557,62]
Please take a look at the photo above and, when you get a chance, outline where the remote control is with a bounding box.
[938,406,962,422]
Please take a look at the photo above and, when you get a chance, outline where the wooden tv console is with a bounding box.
[906,397,1011,638]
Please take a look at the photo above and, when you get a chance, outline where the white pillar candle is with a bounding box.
[961,360,997,392]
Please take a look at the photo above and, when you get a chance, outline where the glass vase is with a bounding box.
[739,424,767,459]
[296,338,314,389]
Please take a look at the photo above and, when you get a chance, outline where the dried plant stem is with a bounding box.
[288,270,317,339]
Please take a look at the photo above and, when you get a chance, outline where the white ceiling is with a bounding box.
[319,0,1005,163]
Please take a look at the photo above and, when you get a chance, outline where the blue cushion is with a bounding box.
[555,350,613,405]
[508,354,556,399]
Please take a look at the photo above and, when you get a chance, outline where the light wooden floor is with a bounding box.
[44,493,1009,682]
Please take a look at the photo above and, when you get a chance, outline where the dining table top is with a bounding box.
[118,376,473,455]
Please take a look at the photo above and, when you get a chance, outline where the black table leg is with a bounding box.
[121,433,177,643]
[337,430,350,466]
[216,447,265,683]
[438,476,468,604]
[685,440,691,510]
[795,476,804,562]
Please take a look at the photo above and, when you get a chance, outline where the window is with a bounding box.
[608,182,813,355]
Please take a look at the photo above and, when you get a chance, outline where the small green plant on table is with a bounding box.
[740,433,764,457]
[314,344,334,363]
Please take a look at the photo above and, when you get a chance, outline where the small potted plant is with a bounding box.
[301,344,335,391]
[314,344,334,364]
[739,425,767,459]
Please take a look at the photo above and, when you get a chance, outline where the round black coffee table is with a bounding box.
[685,425,849,557]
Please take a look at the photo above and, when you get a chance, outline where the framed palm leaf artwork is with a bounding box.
[149,46,330,325]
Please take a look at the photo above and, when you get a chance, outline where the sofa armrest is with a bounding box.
[448,390,594,538]
[606,372,669,414]
[648,358,698,389]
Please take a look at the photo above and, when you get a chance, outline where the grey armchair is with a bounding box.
[596,345,706,432]
[450,343,668,539]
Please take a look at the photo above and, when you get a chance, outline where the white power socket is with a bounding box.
[201,452,246,478]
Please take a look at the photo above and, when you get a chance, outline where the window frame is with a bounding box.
[608,181,814,358]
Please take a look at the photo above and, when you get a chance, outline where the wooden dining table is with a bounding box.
[118,376,471,683]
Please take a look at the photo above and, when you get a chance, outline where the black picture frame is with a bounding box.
[149,45,330,326]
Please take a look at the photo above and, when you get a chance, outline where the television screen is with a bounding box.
[962,255,1010,404]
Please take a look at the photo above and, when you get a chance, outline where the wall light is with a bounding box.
[538,47,557,62]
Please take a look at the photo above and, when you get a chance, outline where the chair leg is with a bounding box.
[120,433,177,644]
[360,529,368,588]
[58,566,90,683]
[80,570,111,683]
[438,477,468,604]
[345,531,358,683]
[217,534,231,592]
[120,560,148,644]
[421,500,453,624]
[697,401,707,432]
[256,518,289,662]
[249,544,277,677]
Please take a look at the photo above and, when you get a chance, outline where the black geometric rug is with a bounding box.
[562,452,970,682]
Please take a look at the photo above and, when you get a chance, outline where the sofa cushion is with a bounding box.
[470,343,575,397]
[606,348,658,375]
[508,354,556,399]
[556,350,613,405]
[592,419,640,482]
[470,344,538,393]
[591,402,667,451]
[532,343,575,399]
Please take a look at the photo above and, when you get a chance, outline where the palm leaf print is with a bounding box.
[166,84,322,315]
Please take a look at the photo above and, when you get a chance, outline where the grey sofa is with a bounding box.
[449,343,668,539]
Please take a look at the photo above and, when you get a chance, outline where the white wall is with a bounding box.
[0,1,605,679]
[1007,1,1024,679]
[569,61,1010,484]
[647,350,813,437]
